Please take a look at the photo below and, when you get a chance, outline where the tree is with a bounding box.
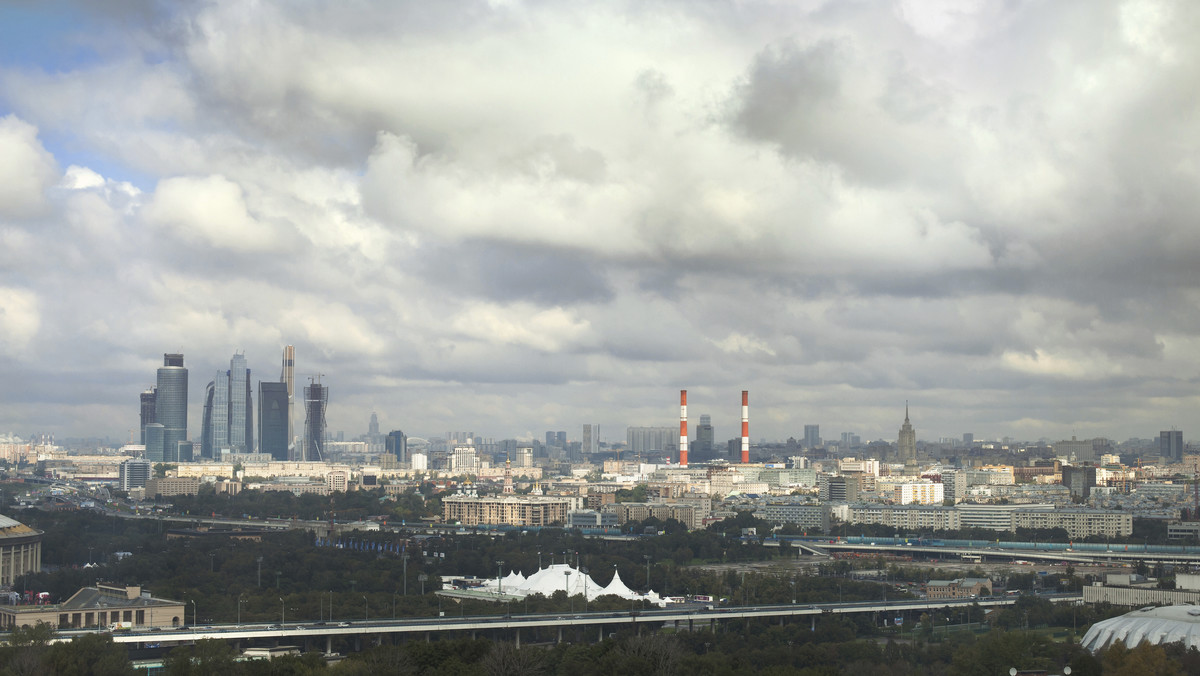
[44,633,135,676]
[163,639,238,676]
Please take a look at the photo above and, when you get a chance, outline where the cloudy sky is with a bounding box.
[1,0,1198,447]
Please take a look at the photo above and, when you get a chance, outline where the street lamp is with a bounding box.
[237,596,246,627]
[643,555,651,591]
[564,570,573,613]
[419,573,428,596]
[393,590,400,619]
[363,596,368,621]
[582,566,589,612]
[497,560,505,597]
[279,597,285,626]
[402,554,408,596]
[190,600,196,627]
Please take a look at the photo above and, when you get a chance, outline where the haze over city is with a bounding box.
[2,1,1199,444]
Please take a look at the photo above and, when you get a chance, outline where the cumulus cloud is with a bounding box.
[0,288,40,357]
[0,116,57,218]
[142,175,284,252]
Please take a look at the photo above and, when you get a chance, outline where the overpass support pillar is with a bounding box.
[557,627,563,644]
[598,626,603,642]
[688,618,693,632]
[515,628,519,648]
[325,636,332,654]
[425,631,431,643]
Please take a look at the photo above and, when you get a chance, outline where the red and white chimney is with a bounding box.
[741,390,750,464]
[679,389,689,468]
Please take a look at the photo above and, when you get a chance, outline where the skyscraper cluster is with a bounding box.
[201,353,253,458]
[142,345,313,463]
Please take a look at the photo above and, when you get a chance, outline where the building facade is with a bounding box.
[258,381,289,460]
[0,515,41,586]
[442,493,573,527]
[154,354,188,463]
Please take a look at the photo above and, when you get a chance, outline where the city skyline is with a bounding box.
[2,3,1200,444]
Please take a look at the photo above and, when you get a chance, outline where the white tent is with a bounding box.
[478,563,665,606]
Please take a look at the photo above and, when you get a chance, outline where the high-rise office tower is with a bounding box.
[259,381,289,460]
[556,431,566,447]
[303,380,327,462]
[694,414,714,460]
[200,381,215,459]
[281,345,295,458]
[582,424,598,455]
[897,403,916,464]
[155,353,188,463]
[386,430,408,464]
[803,425,820,449]
[545,431,556,447]
[139,389,156,445]
[211,368,229,455]
[1161,430,1184,464]
[144,423,165,463]
[369,413,380,438]
[229,353,252,452]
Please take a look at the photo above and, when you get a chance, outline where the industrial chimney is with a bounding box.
[679,389,689,468]
[741,390,750,464]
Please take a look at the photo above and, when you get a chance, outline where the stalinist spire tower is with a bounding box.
[898,402,917,467]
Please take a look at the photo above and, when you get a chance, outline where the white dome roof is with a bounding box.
[1082,605,1200,652]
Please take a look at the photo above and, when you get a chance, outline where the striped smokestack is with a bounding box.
[679,389,689,467]
[741,390,750,464]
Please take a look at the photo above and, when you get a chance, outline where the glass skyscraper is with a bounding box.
[259,381,289,460]
[155,354,188,463]
[229,353,251,452]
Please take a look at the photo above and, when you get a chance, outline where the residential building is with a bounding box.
[442,492,573,527]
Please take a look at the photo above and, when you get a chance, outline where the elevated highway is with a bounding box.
[47,595,1074,653]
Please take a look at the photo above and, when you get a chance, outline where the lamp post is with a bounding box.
[257,556,263,587]
[564,570,573,614]
[419,573,428,596]
[538,551,542,569]
[190,599,196,627]
[329,590,333,623]
[582,567,589,612]
[363,596,368,621]
[403,554,408,596]
[497,560,505,598]
[643,555,651,591]
[237,596,246,627]
[393,590,400,619]
[279,597,285,626]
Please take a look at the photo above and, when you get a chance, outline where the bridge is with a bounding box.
[773,536,1200,566]
[47,595,1069,654]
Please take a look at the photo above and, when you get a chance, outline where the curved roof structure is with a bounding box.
[0,514,38,538]
[1082,605,1200,652]
[477,564,666,606]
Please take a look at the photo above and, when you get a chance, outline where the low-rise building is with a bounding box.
[0,584,184,630]
[926,578,992,600]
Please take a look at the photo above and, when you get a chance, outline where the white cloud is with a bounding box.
[142,175,283,252]
[0,288,40,357]
[0,116,57,218]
